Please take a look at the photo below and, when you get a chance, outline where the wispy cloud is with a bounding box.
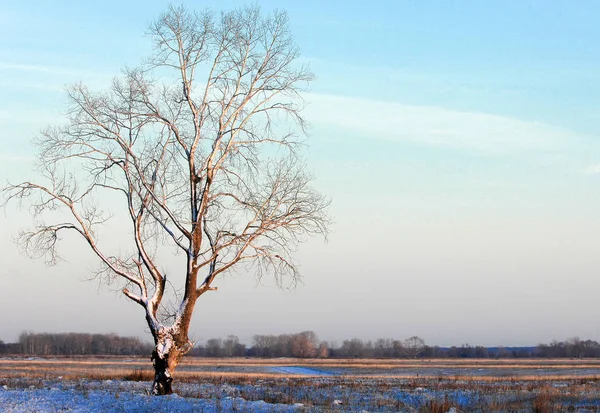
[0,153,34,163]
[305,94,581,155]
[0,109,61,126]
[0,62,83,77]
[0,62,115,88]
[584,164,600,175]
[0,79,64,92]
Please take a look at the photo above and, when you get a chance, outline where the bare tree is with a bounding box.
[317,341,329,358]
[290,331,318,358]
[3,5,329,395]
[403,336,425,359]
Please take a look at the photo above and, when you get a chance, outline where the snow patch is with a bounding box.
[269,366,334,376]
[155,335,174,359]
[0,387,304,412]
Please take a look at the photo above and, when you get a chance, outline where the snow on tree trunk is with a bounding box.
[151,331,182,395]
[151,349,174,395]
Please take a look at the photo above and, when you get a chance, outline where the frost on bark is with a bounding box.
[151,328,185,395]
[2,5,329,395]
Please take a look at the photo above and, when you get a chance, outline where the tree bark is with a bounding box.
[151,334,182,395]
[151,350,169,395]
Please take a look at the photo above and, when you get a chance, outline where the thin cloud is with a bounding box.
[584,165,600,175]
[0,80,63,92]
[0,154,34,163]
[0,109,62,126]
[0,62,82,77]
[0,62,114,85]
[305,93,580,155]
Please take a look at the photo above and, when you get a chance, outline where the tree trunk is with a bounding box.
[151,349,174,395]
[151,338,182,395]
[147,300,195,395]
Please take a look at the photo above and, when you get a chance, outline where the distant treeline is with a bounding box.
[0,332,152,356]
[191,334,600,359]
[1,332,599,358]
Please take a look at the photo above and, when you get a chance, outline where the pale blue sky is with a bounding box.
[2,1,600,346]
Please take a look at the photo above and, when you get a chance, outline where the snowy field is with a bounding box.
[3,358,600,411]
[3,375,600,412]
[0,385,303,413]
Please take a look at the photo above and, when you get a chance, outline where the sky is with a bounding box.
[2,0,600,347]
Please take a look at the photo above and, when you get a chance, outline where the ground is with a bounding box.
[2,357,600,411]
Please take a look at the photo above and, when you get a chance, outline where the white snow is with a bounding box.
[269,366,334,376]
[0,386,303,413]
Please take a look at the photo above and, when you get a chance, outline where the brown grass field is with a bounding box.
[3,356,600,381]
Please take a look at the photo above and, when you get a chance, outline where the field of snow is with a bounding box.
[3,375,600,412]
[0,387,302,413]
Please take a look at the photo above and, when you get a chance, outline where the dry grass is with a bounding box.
[3,356,600,383]
[181,357,600,368]
[7,356,600,367]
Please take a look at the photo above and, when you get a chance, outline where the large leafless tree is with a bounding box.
[3,5,329,394]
